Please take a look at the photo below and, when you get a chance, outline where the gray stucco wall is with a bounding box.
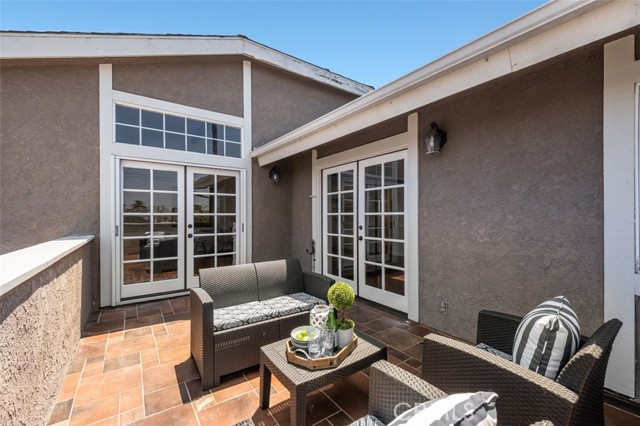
[251,62,359,262]
[0,244,92,426]
[417,46,604,340]
[290,153,314,270]
[0,65,100,254]
[251,62,357,148]
[112,57,244,118]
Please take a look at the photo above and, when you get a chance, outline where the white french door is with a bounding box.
[186,167,240,289]
[117,160,241,299]
[322,151,407,312]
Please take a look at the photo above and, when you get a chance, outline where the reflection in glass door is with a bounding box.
[186,168,240,288]
[322,163,357,291]
[119,161,185,298]
[358,151,406,311]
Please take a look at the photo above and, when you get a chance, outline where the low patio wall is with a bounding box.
[0,236,93,426]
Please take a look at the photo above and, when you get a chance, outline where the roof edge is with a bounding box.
[0,32,373,96]
[252,0,630,164]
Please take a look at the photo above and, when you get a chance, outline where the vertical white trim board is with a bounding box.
[99,64,114,307]
[603,35,640,398]
[243,60,253,263]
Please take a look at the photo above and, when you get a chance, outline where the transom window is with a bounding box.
[114,104,242,158]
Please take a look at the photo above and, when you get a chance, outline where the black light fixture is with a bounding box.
[425,122,447,155]
[269,166,280,183]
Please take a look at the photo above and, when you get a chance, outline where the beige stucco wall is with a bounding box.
[0,244,92,426]
[112,57,244,117]
[417,46,604,340]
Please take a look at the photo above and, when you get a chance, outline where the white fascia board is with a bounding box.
[253,0,640,166]
[0,33,372,96]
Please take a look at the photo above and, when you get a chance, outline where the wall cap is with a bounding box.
[0,235,94,298]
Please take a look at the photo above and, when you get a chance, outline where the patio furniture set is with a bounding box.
[190,259,622,426]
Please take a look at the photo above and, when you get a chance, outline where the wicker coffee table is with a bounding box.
[259,333,387,425]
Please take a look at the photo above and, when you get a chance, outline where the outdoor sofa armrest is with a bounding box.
[422,334,577,426]
[369,360,447,424]
[302,271,334,301]
[476,310,522,353]
[190,288,216,389]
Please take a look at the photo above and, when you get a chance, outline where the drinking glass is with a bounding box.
[321,330,335,357]
[307,328,322,358]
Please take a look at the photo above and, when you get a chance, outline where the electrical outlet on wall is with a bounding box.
[439,301,449,315]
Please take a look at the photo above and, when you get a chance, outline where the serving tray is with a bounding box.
[285,335,358,370]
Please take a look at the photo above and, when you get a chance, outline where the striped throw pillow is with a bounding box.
[388,392,498,426]
[513,296,580,379]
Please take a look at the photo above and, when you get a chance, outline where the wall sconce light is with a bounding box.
[425,122,447,155]
[269,166,280,183]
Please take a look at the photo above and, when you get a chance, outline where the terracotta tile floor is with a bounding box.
[49,297,640,426]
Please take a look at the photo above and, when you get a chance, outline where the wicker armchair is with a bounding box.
[422,311,622,426]
[349,360,554,426]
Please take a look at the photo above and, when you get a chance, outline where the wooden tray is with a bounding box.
[286,335,358,370]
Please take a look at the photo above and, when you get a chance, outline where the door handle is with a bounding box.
[188,233,193,238]
[187,224,193,229]
[358,236,363,241]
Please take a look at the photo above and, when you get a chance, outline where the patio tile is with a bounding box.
[144,383,190,416]
[158,345,191,365]
[99,310,126,323]
[143,359,161,370]
[326,410,355,426]
[163,311,190,322]
[404,357,422,370]
[211,373,253,403]
[83,319,124,335]
[81,367,103,379]
[155,331,190,352]
[269,389,340,426]
[168,296,190,313]
[129,404,199,426]
[406,324,433,338]
[125,314,165,330]
[120,386,143,412]
[364,317,406,333]
[322,372,370,421]
[66,359,85,375]
[402,342,424,361]
[124,327,153,340]
[387,346,410,362]
[74,340,106,360]
[85,355,105,371]
[88,416,119,426]
[105,334,156,359]
[184,378,209,401]
[166,321,190,335]
[103,353,141,373]
[48,399,73,425]
[396,362,421,377]
[197,391,277,426]
[57,373,80,402]
[372,327,422,351]
[140,348,158,362]
[142,359,199,394]
[74,364,142,406]
[191,393,217,412]
[69,393,119,426]
[120,407,145,426]
[137,300,174,318]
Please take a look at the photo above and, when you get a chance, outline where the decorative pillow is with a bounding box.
[388,392,498,426]
[513,295,580,379]
[476,343,513,361]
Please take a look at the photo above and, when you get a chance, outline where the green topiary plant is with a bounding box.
[327,282,355,330]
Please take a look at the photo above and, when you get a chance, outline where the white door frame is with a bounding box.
[312,113,420,320]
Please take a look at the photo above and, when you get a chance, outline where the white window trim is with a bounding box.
[99,62,254,307]
[603,35,640,398]
[312,113,420,321]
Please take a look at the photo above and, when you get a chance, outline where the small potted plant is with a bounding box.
[327,282,355,348]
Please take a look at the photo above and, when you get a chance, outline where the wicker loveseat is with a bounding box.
[350,360,553,426]
[190,258,334,389]
[422,310,622,426]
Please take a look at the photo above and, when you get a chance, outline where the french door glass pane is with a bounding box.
[154,193,177,213]
[328,215,339,234]
[154,237,178,258]
[194,195,215,213]
[341,171,354,191]
[328,235,339,255]
[365,190,381,213]
[328,255,339,276]
[384,160,404,186]
[154,216,178,235]
[154,260,178,281]
[123,216,150,237]
[328,174,339,193]
[217,216,235,233]
[341,259,354,280]
[217,176,236,194]
[328,194,339,213]
[365,263,382,288]
[123,168,150,190]
[342,215,353,235]
[217,196,236,213]
[385,268,405,295]
[124,262,150,285]
[384,188,404,212]
[123,239,147,260]
[194,256,215,276]
[365,165,382,188]
[194,216,215,234]
[384,215,404,240]
[365,215,381,238]
[123,192,150,213]
[193,174,215,192]
[153,170,177,191]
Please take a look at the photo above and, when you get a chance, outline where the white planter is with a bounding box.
[310,305,330,330]
[337,327,354,348]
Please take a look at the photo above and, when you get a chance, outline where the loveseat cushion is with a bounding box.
[260,292,326,317]
[213,292,325,331]
[213,301,273,331]
[255,259,305,301]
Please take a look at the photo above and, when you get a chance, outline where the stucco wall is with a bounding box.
[112,57,244,117]
[0,65,100,254]
[290,153,314,270]
[251,62,357,148]
[417,46,604,340]
[0,244,92,426]
[251,63,359,262]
